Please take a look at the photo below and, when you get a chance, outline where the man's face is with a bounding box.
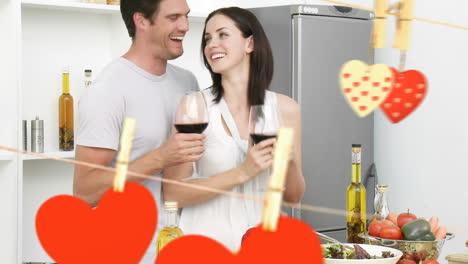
[146,0,190,60]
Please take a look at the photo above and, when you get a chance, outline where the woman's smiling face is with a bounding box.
[203,14,253,75]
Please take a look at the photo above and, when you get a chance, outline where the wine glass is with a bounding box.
[174,91,209,176]
[249,104,280,144]
[249,104,281,195]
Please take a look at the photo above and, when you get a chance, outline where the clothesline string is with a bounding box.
[3,145,467,236]
[320,0,468,30]
[1,145,350,218]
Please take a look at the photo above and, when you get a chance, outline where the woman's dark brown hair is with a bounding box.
[201,7,274,106]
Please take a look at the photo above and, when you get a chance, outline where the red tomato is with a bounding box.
[397,260,417,264]
[422,260,439,264]
[368,220,384,237]
[402,253,416,261]
[380,226,403,240]
[397,211,417,228]
[413,250,429,262]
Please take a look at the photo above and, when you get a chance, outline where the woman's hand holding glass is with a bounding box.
[238,137,276,183]
[244,104,281,180]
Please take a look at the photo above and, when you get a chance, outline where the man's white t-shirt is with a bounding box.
[77,57,199,263]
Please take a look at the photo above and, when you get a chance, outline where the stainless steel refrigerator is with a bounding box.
[250,5,377,242]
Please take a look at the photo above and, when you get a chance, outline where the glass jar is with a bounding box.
[373,184,390,221]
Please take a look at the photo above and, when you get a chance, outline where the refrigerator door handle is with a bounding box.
[363,162,377,186]
[363,163,378,215]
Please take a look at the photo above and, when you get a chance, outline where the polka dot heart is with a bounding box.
[340,60,394,117]
[380,68,428,123]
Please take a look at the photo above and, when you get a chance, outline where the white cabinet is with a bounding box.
[0,0,213,262]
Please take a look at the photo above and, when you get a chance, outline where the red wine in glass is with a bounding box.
[175,123,208,134]
[174,91,209,175]
[250,133,277,144]
[175,91,209,133]
[249,104,280,145]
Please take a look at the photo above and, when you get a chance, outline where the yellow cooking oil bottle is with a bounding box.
[157,201,183,253]
[346,144,367,243]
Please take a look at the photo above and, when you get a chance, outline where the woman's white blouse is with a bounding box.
[179,88,278,251]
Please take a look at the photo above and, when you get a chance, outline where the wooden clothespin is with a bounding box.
[262,127,294,231]
[113,118,136,193]
[390,0,415,71]
[372,0,387,49]
[393,0,415,51]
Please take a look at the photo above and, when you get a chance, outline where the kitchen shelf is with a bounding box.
[21,0,120,14]
[21,0,208,19]
[22,151,75,161]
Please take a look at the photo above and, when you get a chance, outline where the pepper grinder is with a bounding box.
[31,116,44,153]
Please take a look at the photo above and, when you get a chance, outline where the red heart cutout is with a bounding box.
[156,216,324,264]
[36,182,157,264]
[380,68,428,123]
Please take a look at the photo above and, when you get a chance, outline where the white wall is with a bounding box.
[344,0,468,261]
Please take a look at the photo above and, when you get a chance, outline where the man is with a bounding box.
[73,0,204,262]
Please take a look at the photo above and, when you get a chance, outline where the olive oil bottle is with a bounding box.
[346,144,366,243]
[157,201,183,254]
[59,66,74,151]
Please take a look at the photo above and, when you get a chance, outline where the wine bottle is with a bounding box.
[59,66,74,151]
[157,201,183,254]
[346,144,366,243]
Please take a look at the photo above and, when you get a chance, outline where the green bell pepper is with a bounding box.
[402,219,434,241]
[415,231,436,241]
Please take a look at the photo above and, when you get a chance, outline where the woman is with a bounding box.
[163,7,305,251]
